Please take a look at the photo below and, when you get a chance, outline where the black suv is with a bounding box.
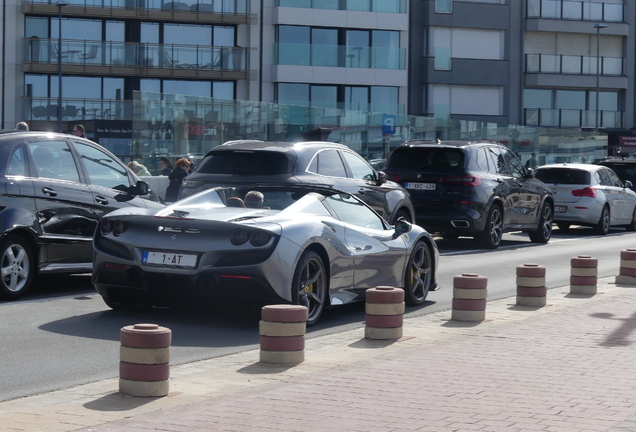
[382,140,554,248]
[598,157,636,191]
[0,131,164,300]
[179,140,415,225]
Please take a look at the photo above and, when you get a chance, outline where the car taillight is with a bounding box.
[386,173,400,182]
[440,175,482,186]
[113,220,126,236]
[572,187,596,198]
[101,219,113,235]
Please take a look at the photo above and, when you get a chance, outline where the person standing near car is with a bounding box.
[72,124,87,138]
[165,158,190,202]
[525,152,538,170]
[158,157,173,176]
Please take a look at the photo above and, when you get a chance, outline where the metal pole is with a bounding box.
[594,23,607,133]
[57,5,62,132]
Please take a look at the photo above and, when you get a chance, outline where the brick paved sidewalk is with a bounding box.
[4,279,636,432]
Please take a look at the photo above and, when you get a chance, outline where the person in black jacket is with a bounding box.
[165,158,190,202]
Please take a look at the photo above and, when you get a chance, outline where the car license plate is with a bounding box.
[405,182,436,190]
[554,205,567,213]
[142,251,197,268]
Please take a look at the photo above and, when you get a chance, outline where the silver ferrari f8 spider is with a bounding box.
[93,185,440,325]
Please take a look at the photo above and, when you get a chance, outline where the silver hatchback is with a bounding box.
[534,163,636,235]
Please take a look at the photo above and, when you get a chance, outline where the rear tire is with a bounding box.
[404,241,432,306]
[476,205,503,249]
[529,203,553,243]
[391,208,412,225]
[593,206,610,235]
[0,235,35,300]
[291,250,327,326]
[626,208,636,232]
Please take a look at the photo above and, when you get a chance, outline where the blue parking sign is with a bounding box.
[382,115,396,135]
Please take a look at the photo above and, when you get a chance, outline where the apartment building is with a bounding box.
[410,0,634,131]
[0,0,409,154]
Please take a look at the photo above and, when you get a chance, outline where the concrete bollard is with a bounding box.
[365,286,405,340]
[259,305,307,364]
[119,323,171,397]
[570,256,598,295]
[452,273,487,322]
[616,249,636,285]
[516,263,547,307]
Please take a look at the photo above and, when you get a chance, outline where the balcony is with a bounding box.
[21,0,251,24]
[525,53,623,76]
[23,97,133,124]
[275,0,406,13]
[274,43,406,70]
[526,0,624,22]
[22,38,249,80]
[524,108,623,128]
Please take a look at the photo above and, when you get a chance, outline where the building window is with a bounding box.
[277,83,400,113]
[429,84,504,119]
[431,27,504,70]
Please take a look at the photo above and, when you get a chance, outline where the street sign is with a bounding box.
[382,115,396,135]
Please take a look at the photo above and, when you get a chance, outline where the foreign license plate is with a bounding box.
[405,182,436,191]
[554,205,567,213]
[142,251,197,268]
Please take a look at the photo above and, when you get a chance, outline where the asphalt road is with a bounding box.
[1,226,633,403]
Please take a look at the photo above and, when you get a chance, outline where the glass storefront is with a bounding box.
[131,91,609,171]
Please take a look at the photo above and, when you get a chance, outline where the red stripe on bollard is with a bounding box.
[571,256,598,268]
[120,362,170,381]
[453,274,488,289]
[620,267,636,277]
[516,263,546,277]
[365,314,404,328]
[517,286,547,297]
[570,275,597,285]
[452,298,487,311]
[259,335,305,352]
[366,286,405,303]
[121,324,171,348]
[620,249,636,260]
[261,305,308,323]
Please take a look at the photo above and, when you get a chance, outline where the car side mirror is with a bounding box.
[625,180,633,188]
[376,171,387,185]
[114,181,150,202]
[394,217,412,236]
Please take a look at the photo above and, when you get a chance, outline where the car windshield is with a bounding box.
[196,151,290,175]
[535,168,590,185]
[386,147,464,171]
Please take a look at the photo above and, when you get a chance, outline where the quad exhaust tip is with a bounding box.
[451,220,470,228]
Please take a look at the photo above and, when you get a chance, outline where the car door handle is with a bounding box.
[354,245,372,251]
[41,187,57,197]
[95,196,109,205]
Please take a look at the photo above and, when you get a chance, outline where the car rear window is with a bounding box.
[197,151,290,175]
[386,147,464,171]
[535,168,590,185]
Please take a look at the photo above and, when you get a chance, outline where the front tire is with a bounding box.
[391,208,412,225]
[0,234,36,300]
[626,208,636,232]
[477,205,503,249]
[593,206,610,235]
[404,241,433,306]
[529,203,553,243]
[291,250,327,326]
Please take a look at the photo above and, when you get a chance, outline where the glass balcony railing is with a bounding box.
[524,108,623,128]
[24,97,133,122]
[527,0,624,22]
[22,0,249,14]
[275,0,406,13]
[23,38,248,71]
[274,43,406,70]
[525,53,623,76]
